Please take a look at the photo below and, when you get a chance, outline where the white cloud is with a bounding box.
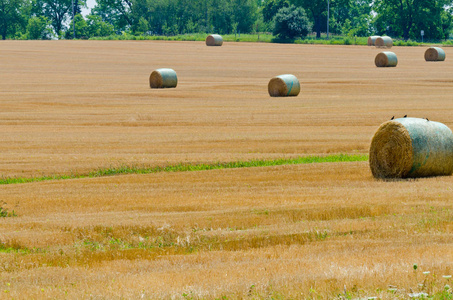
[81,0,97,16]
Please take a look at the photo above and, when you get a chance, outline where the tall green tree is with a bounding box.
[85,14,114,36]
[440,6,453,40]
[131,0,176,35]
[25,15,51,39]
[0,0,26,39]
[65,13,86,38]
[208,0,232,34]
[91,0,132,32]
[273,4,311,40]
[333,0,373,36]
[291,0,326,38]
[262,0,289,23]
[231,0,257,33]
[73,0,81,15]
[374,0,452,40]
[290,0,355,38]
[129,0,150,34]
[35,0,78,37]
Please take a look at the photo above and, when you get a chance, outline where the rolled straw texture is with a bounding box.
[206,34,223,46]
[369,117,453,179]
[425,47,446,61]
[375,52,398,67]
[367,36,380,46]
[375,36,393,48]
[149,68,178,89]
[268,74,300,97]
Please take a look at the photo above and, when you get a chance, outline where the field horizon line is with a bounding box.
[0,153,368,185]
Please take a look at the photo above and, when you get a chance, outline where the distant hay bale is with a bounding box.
[425,47,446,61]
[149,68,177,89]
[369,117,453,179]
[367,36,380,46]
[206,34,223,46]
[375,51,398,67]
[268,74,300,97]
[375,36,393,48]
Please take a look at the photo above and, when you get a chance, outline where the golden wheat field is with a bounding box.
[1,41,453,299]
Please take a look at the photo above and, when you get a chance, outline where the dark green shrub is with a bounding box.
[273,5,312,41]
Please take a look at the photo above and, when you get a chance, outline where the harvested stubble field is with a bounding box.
[0,41,453,299]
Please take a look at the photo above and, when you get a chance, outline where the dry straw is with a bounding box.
[375,36,393,48]
[369,117,453,178]
[206,34,223,46]
[367,36,380,46]
[375,52,398,67]
[268,74,300,97]
[425,47,446,61]
[149,68,178,89]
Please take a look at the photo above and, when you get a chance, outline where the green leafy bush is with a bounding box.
[272,5,312,41]
[0,202,16,217]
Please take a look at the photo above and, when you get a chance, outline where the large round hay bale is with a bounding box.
[375,36,393,48]
[206,34,223,46]
[369,117,453,179]
[425,47,446,61]
[149,68,177,89]
[375,51,398,67]
[268,74,300,97]
[367,36,380,46]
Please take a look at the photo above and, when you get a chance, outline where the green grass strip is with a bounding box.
[0,154,368,185]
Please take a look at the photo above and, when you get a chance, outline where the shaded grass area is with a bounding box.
[92,33,364,45]
[0,154,368,185]
[90,32,274,43]
[90,33,452,46]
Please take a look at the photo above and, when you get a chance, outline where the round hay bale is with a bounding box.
[425,47,446,61]
[375,36,393,48]
[268,74,300,97]
[367,36,380,46]
[375,51,398,67]
[369,117,453,179]
[206,34,223,46]
[149,68,177,89]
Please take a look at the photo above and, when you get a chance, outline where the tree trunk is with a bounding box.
[397,0,407,40]
[1,24,6,40]
[403,28,409,40]
[315,15,321,38]
[398,0,413,41]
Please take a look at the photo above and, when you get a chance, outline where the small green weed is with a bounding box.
[0,202,17,217]
[0,154,368,185]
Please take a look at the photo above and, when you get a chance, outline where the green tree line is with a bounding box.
[1,0,452,41]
